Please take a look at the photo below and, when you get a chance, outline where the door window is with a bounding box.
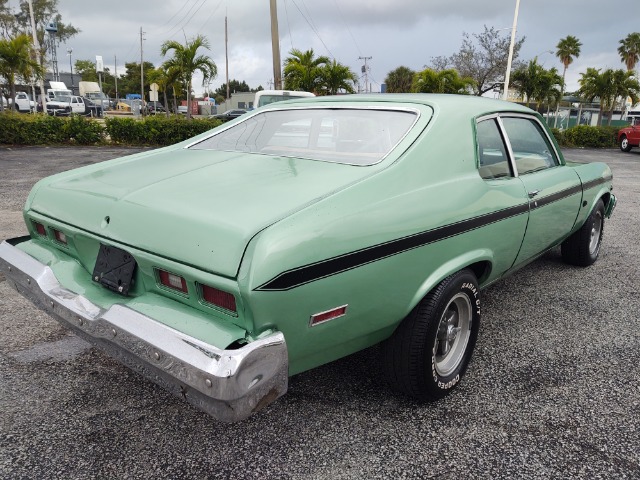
[476,118,511,179]
[501,117,559,175]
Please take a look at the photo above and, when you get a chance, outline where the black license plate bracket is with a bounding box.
[92,244,137,296]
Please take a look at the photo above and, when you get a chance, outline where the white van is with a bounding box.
[254,90,314,108]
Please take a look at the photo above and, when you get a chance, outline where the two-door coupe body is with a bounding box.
[0,94,615,422]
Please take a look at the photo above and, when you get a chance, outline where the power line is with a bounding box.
[332,0,362,57]
[289,0,334,59]
[283,0,294,51]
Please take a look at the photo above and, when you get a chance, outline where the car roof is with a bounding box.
[271,93,535,117]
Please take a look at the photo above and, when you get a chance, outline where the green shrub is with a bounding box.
[0,112,67,145]
[560,125,619,148]
[105,115,221,145]
[63,115,105,145]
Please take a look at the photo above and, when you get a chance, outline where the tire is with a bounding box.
[620,135,632,152]
[561,199,605,267]
[382,269,480,401]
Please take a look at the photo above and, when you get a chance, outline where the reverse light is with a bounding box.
[52,229,67,244]
[32,221,46,237]
[310,305,348,326]
[157,269,188,294]
[200,284,237,313]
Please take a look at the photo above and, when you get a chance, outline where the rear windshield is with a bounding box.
[189,108,418,165]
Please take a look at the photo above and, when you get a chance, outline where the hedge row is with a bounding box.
[0,113,222,146]
[105,115,220,145]
[0,112,624,149]
[551,125,621,149]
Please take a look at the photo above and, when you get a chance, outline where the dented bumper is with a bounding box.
[0,238,288,423]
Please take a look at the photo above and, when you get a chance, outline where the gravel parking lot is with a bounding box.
[1,146,639,479]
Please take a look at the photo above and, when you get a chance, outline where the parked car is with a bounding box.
[618,119,640,152]
[146,101,166,114]
[0,94,616,422]
[212,108,247,121]
[79,96,103,117]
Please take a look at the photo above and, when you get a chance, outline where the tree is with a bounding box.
[411,68,474,94]
[0,33,42,110]
[318,60,357,95]
[2,0,79,66]
[554,35,581,127]
[161,34,217,119]
[511,59,562,110]
[384,66,415,93]
[579,68,614,126]
[213,79,257,98]
[115,61,155,99]
[609,69,640,125]
[73,59,117,97]
[618,32,640,71]
[283,48,329,92]
[430,26,525,96]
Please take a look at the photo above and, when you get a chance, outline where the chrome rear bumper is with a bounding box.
[0,238,288,422]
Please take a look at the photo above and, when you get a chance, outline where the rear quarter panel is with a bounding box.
[239,104,530,374]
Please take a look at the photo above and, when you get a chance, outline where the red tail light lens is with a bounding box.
[52,229,67,244]
[157,270,188,293]
[310,305,348,326]
[33,221,46,236]
[201,284,237,313]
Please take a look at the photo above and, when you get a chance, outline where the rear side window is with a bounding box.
[476,119,511,179]
[501,117,559,175]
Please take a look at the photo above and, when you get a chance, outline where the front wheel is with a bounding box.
[382,269,480,401]
[561,199,605,266]
[620,135,632,152]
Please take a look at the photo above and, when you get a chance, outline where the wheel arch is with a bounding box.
[407,250,493,315]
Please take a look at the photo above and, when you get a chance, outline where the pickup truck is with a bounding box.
[9,92,36,112]
[46,95,87,116]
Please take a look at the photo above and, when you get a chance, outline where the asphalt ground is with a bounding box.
[0,146,639,479]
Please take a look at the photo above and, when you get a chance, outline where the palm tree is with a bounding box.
[555,35,582,126]
[618,32,640,71]
[411,68,474,94]
[318,60,357,95]
[609,69,640,125]
[384,66,415,93]
[0,34,42,111]
[160,35,217,119]
[579,68,614,126]
[150,65,180,116]
[283,48,329,93]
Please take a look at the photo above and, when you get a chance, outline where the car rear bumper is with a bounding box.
[0,238,288,422]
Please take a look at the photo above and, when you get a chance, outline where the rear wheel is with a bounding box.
[620,135,632,152]
[561,199,605,266]
[382,269,480,401]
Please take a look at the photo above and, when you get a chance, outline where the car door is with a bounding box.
[500,115,582,267]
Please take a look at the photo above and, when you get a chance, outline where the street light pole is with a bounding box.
[502,0,521,101]
[67,48,73,94]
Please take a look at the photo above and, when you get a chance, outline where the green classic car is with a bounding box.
[0,94,616,422]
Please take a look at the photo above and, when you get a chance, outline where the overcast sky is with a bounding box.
[11,0,639,95]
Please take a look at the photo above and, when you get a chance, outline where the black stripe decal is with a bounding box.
[582,175,612,191]
[257,174,613,292]
[257,203,529,291]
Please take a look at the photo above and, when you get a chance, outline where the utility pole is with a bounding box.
[27,0,46,112]
[269,0,282,90]
[359,56,372,93]
[502,0,521,101]
[140,27,145,116]
[114,55,118,103]
[225,15,230,101]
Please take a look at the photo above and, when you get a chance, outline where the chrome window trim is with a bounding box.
[476,112,562,178]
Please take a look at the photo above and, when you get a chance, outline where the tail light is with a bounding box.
[32,221,46,236]
[201,284,237,313]
[52,228,67,245]
[157,269,188,294]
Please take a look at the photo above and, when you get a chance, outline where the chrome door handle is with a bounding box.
[528,190,540,198]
